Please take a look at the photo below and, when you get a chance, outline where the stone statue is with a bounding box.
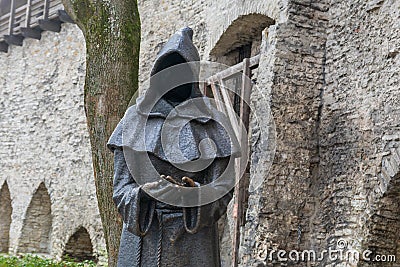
[107,27,240,267]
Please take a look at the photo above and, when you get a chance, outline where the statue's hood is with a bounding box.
[107,27,241,163]
[151,26,200,77]
[137,27,202,116]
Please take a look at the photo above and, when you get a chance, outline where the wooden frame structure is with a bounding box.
[203,54,260,267]
[0,0,73,52]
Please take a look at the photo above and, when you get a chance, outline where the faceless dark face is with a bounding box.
[163,84,192,103]
[154,52,195,104]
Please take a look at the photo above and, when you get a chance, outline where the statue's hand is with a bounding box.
[141,181,162,191]
[161,174,184,186]
[140,175,181,201]
[142,175,201,203]
[140,180,163,200]
[182,176,200,187]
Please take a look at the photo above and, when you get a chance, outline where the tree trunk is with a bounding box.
[61,1,141,266]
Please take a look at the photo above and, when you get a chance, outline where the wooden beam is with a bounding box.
[4,34,24,46]
[58,10,75,23]
[219,78,240,138]
[207,54,260,82]
[0,41,8,52]
[201,82,207,95]
[21,27,42,40]
[238,58,252,226]
[209,80,226,113]
[240,58,252,133]
[39,19,61,32]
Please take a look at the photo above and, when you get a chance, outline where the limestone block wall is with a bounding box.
[240,0,330,265]
[240,0,400,266]
[317,0,400,265]
[0,23,106,260]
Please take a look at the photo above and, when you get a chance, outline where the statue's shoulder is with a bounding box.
[107,104,141,151]
[129,103,139,111]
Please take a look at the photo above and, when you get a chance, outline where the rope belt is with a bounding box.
[157,212,163,267]
[136,236,142,266]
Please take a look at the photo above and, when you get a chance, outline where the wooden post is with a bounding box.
[25,0,32,27]
[231,58,252,267]
[209,79,226,113]
[21,0,42,40]
[43,0,50,19]
[240,58,252,135]
[4,0,24,46]
[8,0,16,35]
[39,0,61,32]
[219,78,240,138]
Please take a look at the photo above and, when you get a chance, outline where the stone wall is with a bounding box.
[240,0,330,265]
[318,0,400,265]
[0,23,106,261]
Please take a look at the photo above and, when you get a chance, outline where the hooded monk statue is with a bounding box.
[107,26,241,267]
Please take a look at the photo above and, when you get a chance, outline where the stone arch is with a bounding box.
[361,148,400,266]
[210,13,274,60]
[0,181,12,253]
[18,182,52,254]
[361,174,400,266]
[205,0,279,59]
[62,226,95,262]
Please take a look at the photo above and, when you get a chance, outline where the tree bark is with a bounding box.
[61,1,141,266]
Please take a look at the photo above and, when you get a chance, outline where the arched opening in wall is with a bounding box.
[362,172,400,266]
[208,13,274,117]
[62,227,96,262]
[18,182,52,254]
[207,13,275,267]
[210,13,274,66]
[0,181,12,253]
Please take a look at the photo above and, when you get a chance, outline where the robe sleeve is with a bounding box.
[112,148,155,237]
[183,157,234,233]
